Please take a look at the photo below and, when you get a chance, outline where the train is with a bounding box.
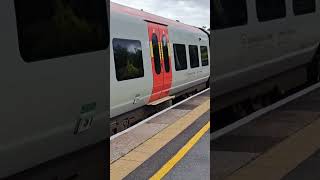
[5,0,320,178]
[0,0,109,179]
[211,0,320,112]
[110,2,210,134]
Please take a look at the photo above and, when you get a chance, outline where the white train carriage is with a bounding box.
[110,3,210,131]
[212,0,320,110]
[0,0,109,179]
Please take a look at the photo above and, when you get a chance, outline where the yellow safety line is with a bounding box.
[110,100,209,180]
[150,121,210,180]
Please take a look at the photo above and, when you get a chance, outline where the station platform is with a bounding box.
[212,84,320,180]
[110,90,210,180]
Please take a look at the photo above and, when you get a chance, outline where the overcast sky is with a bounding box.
[111,0,210,29]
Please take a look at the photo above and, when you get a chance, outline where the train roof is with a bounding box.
[111,2,204,34]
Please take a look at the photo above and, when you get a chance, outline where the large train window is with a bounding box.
[152,33,162,74]
[293,0,316,15]
[212,0,248,30]
[173,44,187,71]
[256,0,286,22]
[200,46,209,66]
[189,45,200,68]
[14,0,109,62]
[162,35,170,73]
[112,38,144,81]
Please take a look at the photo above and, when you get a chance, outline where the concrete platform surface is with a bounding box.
[212,86,320,180]
[110,90,210,180]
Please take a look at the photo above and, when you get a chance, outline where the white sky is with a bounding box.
[111,0,210,29]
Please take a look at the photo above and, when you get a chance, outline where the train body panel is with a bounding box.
[0,0,109,178]
[110,10,153,118]
[110,2,210,118]
[168,26,210,96]
[212,0,320,107]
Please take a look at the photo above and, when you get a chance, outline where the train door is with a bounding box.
[148,22,173,102]
[159,25,173,98]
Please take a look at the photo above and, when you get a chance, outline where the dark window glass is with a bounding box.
[293,0,316,15]
[152,34,161,74]
[162,35,170,73]
[113,38,144,81]
[212,0,248,29]
[14,0,109,62]
[200,46,209,66]
[173,44,187,71]
[189,45,200,68]
[256,0,286,22]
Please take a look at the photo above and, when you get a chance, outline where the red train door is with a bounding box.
[158,25,173,98]
[148,22,173,103]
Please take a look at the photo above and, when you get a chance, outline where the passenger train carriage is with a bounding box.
[211,0,320,111]
[110,2,210,133]
[0,0,109,179]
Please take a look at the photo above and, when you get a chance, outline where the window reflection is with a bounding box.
[14,0,108,62]
[173,44,188,71]
[113,38,144,81]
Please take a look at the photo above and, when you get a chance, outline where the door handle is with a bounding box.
[241,34,248,45]
[133,94,141,104]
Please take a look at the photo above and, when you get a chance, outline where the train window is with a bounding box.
[152,34,162,74]
[162,35,170,73]
[14,0,109,62]
[256,0,286,22]
[173,44,187,71]
[200,46,209,66]
[189,45,200,68]
[112,38,144,81]
[293,0,316,15]
[212,0,248,29]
